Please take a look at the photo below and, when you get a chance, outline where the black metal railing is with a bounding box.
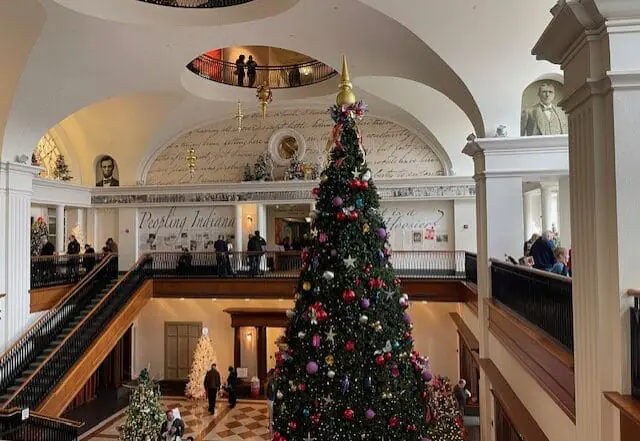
[6,256,151,410]
[465,252,477,285]
[0,409,81,441]
[631,292,640,399]
[138,0,254,7]
[491,259,573,351]
[148,250,467,279]
[187,55,338,89]
[31,253,106,289]
[0,255,117,399]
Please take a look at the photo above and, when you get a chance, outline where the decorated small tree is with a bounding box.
[185,328,218,399]
[30,217,49,256]
[119,369,165,441]
[425,376,466,441]
[53,154,72,181]
[243,163,254,181]
[271,56,438,441]
[285,154,304,180]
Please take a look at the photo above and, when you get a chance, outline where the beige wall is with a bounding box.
[267,327,285,370]
[134,298,460,382]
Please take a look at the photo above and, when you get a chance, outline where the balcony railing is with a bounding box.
[187,55,338,89]
[0,408,81,441]
[630,290,640,399]
[491,259,573,351]
[138,0,254,7]
[465,252,477,285]
[148,250,467,279]
[31,253,106,289]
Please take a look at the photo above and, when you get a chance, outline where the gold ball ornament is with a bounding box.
[363,223,370,233]
[303,281,312,291]
[325,354,335,366]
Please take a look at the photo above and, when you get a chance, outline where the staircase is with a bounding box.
[0,255,152,414]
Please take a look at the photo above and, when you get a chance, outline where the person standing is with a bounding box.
[83,243,96,272]
[453,379,469,415]
[530,230,556,271]
[226,366,238,408]
[204,363,221,414]
[265,369,276,435]
[235,55,246,87]
[214,235,228,276]
[246,55,258,87]
[40,236,55,256]
[247,230,266,275]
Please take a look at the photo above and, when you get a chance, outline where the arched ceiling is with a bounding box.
[0,0,560,182]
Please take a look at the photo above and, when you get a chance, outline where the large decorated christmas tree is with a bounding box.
[271,56,437,441]
[424,376,466,441]
[185,328,218,399]
[119,369,164,441]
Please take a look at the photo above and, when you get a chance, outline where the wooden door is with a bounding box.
[494,398,525,441]
[165,322,202,380]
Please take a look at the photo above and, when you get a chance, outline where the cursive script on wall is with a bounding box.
[146,108,445,184]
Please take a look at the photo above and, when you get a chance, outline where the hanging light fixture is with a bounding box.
[235,100,244,132]
[186,147,197,176]
[256,81,273,119]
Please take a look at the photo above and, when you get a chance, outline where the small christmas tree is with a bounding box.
[285,154,304,180]
[119,369,165,441]
[254,152,273,181]
[425,376,466,441]
[30,217,49,256]
[185,329,218,399]
[243,163,254,181]
[53,154,72,181]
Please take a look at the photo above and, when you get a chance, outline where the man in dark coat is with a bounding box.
[530,230,556,271]
[40,236,55,256]
[453,379,468,415]
[247,230,266,275]
[160,409,185,441]
[214,235,228,276]
[204,363,221,414]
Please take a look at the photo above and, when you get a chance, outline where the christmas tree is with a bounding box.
[254,152,273,181]
[119,369,165,441]
[285,154,304,180]
[30,217,49,256]
[271,56,435,441]
[425,376,466,441]
[53,154,72,181]
[185,329,218,399]
[243,163,254,181]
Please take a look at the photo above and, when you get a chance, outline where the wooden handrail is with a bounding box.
[0,254,115,363]
[0,407,83,428]
[490,258,572,283]
[1,254,146,408]
[626,289,640,298]
[31,253,104,262]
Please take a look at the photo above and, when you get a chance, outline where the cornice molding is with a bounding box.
[464,135,568,154]
[607,71,640,89]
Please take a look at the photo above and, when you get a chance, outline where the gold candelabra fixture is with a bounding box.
[235,100,244,132]
[186,147,197,176]
[256,81,273,119]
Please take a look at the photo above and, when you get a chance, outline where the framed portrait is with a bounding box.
[521,79,568,136]
[412,231,422,243]
[95,155,120,187]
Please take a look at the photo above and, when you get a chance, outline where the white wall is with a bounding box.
[134,298,460,382]
[453,199,476,252]
[95,208,118,251]
[118,208,138,270]
[381,200,455,251]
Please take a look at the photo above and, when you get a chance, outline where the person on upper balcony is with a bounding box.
[235,54,245,87]
[530,230,556,271]
[550,247,570,277]
[40,236,55,256]
[246,55,258,87]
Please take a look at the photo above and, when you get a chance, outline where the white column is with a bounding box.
[55,204,65,253]
[86,208,99,249]
[0,162,39,348]
[256,204,267,241]
[235,204,243,251]
[540,181,557,232]
[534,5,640,441]
[557,176,571,248]
[77,208,85,247]
[523,191,535,240]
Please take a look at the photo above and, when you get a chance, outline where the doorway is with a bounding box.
[164,322,202,380]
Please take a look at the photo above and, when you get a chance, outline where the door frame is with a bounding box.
[164,321,202,380]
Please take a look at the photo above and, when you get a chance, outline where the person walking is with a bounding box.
[235,55,246,86]
[246,55,258,87]
[226,366,238,408]
[204,363,221,414]
[453,379,470,415]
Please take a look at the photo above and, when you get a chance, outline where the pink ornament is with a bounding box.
[377,228,387,239]
[306,361,319,374]
[312,334,321,348]
[365,409,376,420]
[319,232,328,243]
[332,196,344,207]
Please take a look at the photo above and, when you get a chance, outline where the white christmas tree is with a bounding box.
[119,369,164,441]
[185,328,217,399]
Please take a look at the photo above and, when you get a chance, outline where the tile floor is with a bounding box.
[82,398,270,441]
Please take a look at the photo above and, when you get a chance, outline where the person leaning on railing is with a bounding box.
[530,230,556,271]
[549,247,570,277]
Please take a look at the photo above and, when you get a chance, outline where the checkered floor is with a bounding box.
[82,398,270,441]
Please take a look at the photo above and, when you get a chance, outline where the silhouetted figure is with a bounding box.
[204,363,221,414]
[226,367,238,408]
[246,55,258,87]
[235,55,245,86]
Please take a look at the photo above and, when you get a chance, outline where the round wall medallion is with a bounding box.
[268,128,307,165]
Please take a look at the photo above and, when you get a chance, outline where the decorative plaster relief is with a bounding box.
[145,109,446,184]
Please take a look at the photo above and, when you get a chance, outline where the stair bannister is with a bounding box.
[0,407,82,441]
[628,289,640,399]
[0,254,117,397]
[3,255,152,410]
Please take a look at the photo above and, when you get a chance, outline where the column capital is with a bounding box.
[539,181,559,192]
[0,162,40,192]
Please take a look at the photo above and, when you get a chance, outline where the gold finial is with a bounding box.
[336,55,356,107]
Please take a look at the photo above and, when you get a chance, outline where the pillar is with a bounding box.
[533,4,640,441]
[235,204,243,251]
[77,208,85,247]
[523,191,535,240]
[256,203,267,240]
[540,181,557,232]
[557,176,571,248]
[86,208,99,249]
[56,204,65,253]
[0,162,39,348]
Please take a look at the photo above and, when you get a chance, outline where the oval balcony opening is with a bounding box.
[138,0,255,7]
[187,46,337,89]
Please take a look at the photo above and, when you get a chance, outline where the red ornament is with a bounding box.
[403,331,412,340]
[360,181,369,190]
[389,416,399,428]
[288,421,297,430]
[345,341,355,352]
[421,391,428,401]
[273,432,281,441]
[311,413,321,424]
[312,187,321,196]
[316,310,328,322]
[343,408,355,421]
[350,180,361,190]
[407,424,417,432]
[342,289,356,304]
[384,352,392,361]
[375,355,385,366]
[336,212,346,222]
[349,211,359,221]
[298,383,306,391]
